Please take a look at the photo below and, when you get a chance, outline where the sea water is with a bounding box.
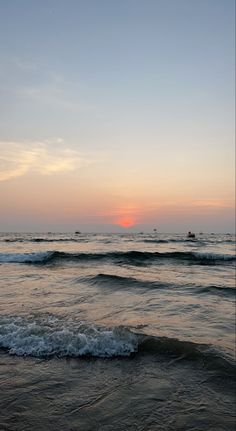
[0,232,235,430]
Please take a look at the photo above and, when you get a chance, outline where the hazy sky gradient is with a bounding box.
[0,0,235,232]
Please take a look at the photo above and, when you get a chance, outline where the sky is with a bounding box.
[0,0,235,233]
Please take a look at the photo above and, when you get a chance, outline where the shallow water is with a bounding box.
[0,232,235,430]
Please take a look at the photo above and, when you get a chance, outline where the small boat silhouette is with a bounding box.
[187,231,196,239]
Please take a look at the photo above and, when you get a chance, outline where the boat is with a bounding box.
[187,231,196,239]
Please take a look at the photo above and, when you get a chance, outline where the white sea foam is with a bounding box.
[0,317,138,357]
[0,251,54,263]
[193,252,235,261]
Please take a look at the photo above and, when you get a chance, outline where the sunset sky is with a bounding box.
[0,0,235,232]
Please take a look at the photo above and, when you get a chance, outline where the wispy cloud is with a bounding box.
[21,83,94,112]
[13,58,38,72]
[0,139,94,181]
[191,199,234,208]
[1,58,96,112]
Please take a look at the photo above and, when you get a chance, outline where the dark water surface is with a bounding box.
[0,232,235,430]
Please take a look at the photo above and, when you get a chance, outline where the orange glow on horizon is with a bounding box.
[116,217,136,228]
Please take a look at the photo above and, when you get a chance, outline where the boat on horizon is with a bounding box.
[187,231,196,239]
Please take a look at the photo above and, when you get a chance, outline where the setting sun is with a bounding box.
[116,217,136,228]
[0,2,235,430]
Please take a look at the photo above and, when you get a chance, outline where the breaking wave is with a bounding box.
[0,317,234,375]
[0,317,138,358]
[0,250,235,265]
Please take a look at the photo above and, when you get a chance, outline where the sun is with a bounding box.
[116,217,136,228]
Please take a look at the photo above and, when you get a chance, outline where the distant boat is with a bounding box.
[75,231,81,234]
[187,231,196,239]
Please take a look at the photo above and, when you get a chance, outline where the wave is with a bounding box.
[4,238,80,243]
[0,317,234,375]
[90,273,172,290]
[138,335,235,375]
[0,251,55,263]
[91,273,140,285]
[0,317,137,358]
[88,274,236,296]
[143,239,170,244]
[0,250,234,265]
[143,239,203,244]
[196,285,236,296]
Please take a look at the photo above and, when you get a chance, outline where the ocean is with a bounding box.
[0,232,235,430]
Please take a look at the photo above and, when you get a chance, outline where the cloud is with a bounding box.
[13,58,38,72]
[0,139,93,181]
[18,70,95,112]
[1,58,96,113]
[191,199,234,208]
